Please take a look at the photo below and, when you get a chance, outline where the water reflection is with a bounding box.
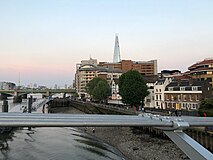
[72,133,121,160]
[0,127,125,160]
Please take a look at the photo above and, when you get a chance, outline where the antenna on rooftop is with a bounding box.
[18,72,20,88]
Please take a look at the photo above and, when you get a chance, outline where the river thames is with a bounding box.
[0,99,126,160]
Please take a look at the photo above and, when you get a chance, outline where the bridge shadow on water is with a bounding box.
[0,127,126,160]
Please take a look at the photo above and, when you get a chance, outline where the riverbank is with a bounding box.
[55,106,189,160]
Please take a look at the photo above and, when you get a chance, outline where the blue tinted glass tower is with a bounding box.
[113,34,121,63]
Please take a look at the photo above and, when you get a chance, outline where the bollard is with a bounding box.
[2,100,8,112]
[28,96,33,130]
[28,96,33,113]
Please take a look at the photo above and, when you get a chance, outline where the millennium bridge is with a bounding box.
[0,96,213,160]
[0,112,212,159]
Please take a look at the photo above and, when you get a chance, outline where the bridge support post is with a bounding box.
[27,96,33,130]
[2,100,8,112]
[164,130,213,160]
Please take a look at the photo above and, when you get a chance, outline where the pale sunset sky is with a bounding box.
[0,0,212,87]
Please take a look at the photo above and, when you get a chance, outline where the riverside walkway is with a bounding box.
[9,98,49,113]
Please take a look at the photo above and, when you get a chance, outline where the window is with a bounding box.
[168,87,173,91]
[159,95,161,100]
[183,95,186,101]
[156,95,158,100]
[166,94,169,100]
[192,104,197,110]
[189,95,192,101]
[182,103,186,109]
[192,86,198,91]
[207,78,212,82]
[178,95,181,101]
[146,99,151,102]
[180,87,185,91]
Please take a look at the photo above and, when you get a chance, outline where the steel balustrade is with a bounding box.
[0,112,212,159]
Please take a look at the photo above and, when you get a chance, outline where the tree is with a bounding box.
[92,80,111,102]
[86,77,111,103]
[118,70,149,110]
[200,98,213,109]
[85,77,102,95]
[199,98,213,117]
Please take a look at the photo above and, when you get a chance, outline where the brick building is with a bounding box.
[164,79,212,111]
[98,59,157,76]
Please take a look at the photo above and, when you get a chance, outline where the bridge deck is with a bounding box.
[1,112,213,159]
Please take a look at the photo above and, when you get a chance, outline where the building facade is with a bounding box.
[144,75,158,108]
[154,77,173,109]
[98,59,157,76]
[187,58,213,87]
[0,82,16,90]
[113,34,121,63]
[164,79,212,111]
[75,58,123,99]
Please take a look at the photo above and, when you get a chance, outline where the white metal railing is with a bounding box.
[0,112,212,159]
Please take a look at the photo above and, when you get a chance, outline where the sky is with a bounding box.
[0,0,213,88]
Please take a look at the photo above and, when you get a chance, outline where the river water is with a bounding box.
[0,100,126,160]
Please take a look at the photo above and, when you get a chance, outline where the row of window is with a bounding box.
[155,89,162,92]
[165,102,199,110]
[168,86,199,91]
[165,94,200,101]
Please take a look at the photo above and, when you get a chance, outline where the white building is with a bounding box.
[154,77,173,109]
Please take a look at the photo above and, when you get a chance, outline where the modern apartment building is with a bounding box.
[75,58,123,98]
[187,58,213,87]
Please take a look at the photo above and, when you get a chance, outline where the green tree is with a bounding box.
[199,98,213,116]
[86,77,111,103]
[118,70,149,110]
[72,92,79,98]
[92,80,111,102]
[85,77,102,95]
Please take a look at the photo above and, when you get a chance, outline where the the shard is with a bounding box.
[113,34,121,63]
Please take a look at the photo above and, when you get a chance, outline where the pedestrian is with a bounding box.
[174,110,178,116]
[92,128,95,133]
[203,112,207,117]
[23,106,27,113]
[42,104,45,113]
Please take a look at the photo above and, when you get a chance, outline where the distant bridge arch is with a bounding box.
[0,89,76,99]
